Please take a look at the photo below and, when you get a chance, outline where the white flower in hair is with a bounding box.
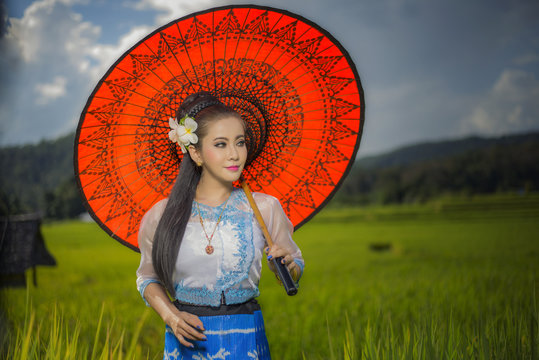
[168,117,181,142]
[178,116,198,144]
[168,116,198,153]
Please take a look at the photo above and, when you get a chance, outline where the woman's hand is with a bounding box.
[143,282,206,348]
[265,244,301,281]
[164,308,206,348]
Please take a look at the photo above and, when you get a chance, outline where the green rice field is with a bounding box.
[1,193,538,359]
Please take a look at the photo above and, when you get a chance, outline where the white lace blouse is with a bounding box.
[136,188,304,307]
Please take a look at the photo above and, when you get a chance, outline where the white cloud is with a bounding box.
[0,0,105,144]
[5,0,99,64]
[461,69,539,135]
[86,24,154,81]
[513,53,539,66]
[35,76,68,105]
[0,0,161,145]
[126,0,217,24]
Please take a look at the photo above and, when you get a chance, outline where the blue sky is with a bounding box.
[1,0,538,156]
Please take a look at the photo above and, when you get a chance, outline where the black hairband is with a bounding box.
[188,99,222,118]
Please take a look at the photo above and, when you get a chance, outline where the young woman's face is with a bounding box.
[192,116,247,185]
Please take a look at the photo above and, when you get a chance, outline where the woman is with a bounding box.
[136,92,304,359]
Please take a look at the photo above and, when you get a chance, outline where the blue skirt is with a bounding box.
[163,299,270,359]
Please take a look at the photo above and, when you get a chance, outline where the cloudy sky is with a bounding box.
[1,0,538,156]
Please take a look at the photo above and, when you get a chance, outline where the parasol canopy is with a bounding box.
[74,5,365,251]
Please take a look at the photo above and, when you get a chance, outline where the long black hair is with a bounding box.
[152,92,243,296]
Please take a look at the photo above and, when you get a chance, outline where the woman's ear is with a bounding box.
[188,145,202,166]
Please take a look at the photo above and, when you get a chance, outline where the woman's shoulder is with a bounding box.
[249,191,292,229]
[141,198,169,225]
[150,197,169,214]
[251,191,278,201]
[231,187,274,209]
[138,198,169,242]
[251,191,280,209]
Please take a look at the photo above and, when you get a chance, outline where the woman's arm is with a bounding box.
[254,193,305,282]
[136,199,205,347]
[143,283,206,347]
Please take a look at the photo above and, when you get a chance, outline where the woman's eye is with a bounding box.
[215,142,226,148]
[237,140,245,146]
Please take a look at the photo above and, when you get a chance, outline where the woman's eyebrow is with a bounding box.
[213,135,245,141]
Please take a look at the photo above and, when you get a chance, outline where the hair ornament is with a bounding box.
[188,99,222,118]
[168,115,198,153]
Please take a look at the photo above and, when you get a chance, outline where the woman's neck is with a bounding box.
[195,175,233,206]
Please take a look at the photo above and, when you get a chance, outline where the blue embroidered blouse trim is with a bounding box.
[177,189,258,306]
[139,279,162,306]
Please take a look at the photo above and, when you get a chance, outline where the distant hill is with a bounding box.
[335,131,539,205]
[357,132,539,169]
[1,131,539,216]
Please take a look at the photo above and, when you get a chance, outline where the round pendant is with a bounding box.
[205,245,214,255]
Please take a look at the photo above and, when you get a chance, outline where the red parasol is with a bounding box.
[74,5,365,251]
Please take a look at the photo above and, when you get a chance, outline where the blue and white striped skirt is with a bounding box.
[163,299,270,359]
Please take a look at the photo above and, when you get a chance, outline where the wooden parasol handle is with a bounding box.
[241,179,297,296]
[241,180,274,248]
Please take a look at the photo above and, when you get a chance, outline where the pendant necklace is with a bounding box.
[196,193,231,255]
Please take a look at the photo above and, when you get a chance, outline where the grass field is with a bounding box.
[1,193,538,359]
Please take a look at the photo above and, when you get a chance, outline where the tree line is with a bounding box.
[332,132,539,205]
[1,131,538,219]
[0,132,85,219]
